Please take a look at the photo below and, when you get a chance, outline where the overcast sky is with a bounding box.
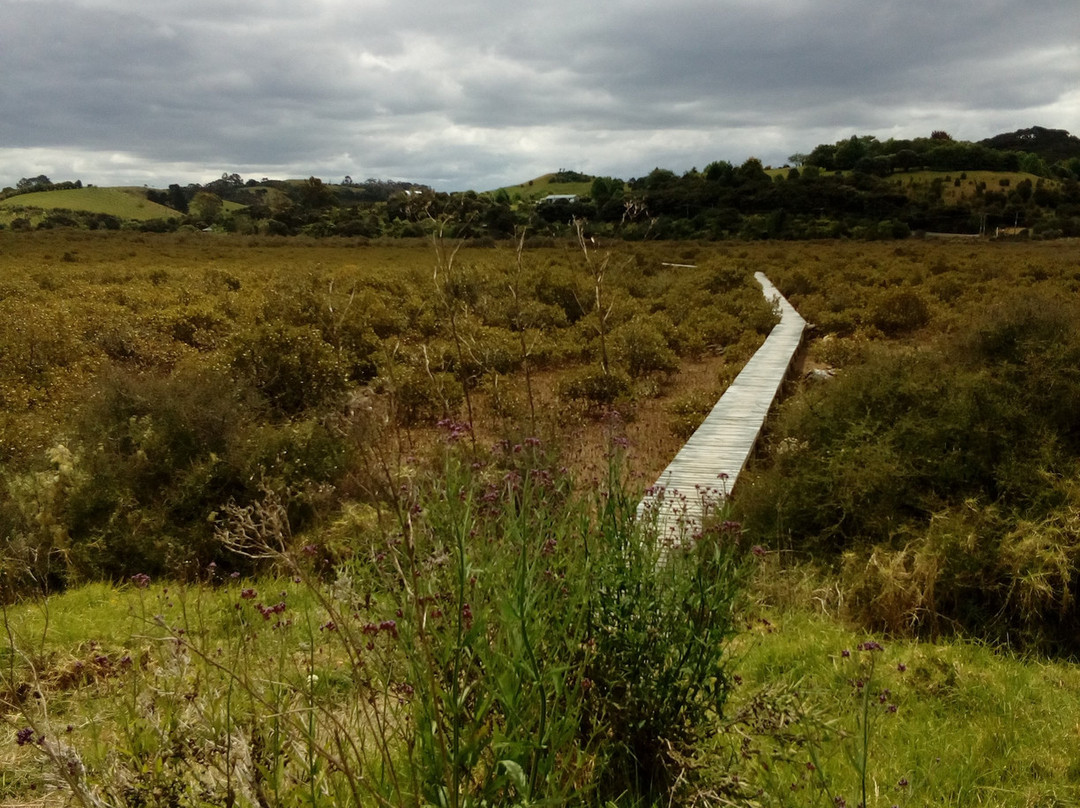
[2,0,1078,191]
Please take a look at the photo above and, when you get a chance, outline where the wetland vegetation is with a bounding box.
[2,230,1080,806]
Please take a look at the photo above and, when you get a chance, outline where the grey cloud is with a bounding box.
[1,0,1077,189]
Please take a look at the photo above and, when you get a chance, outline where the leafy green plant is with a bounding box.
[584,478,747,798]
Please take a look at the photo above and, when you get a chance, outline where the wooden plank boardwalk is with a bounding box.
[637,272,806,540]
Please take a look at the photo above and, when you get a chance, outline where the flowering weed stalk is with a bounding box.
[802,640,901,808]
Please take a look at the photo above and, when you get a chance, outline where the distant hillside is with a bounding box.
[882,168,1051,204]
[492,171,595,203]
[0,187,180,221]
[981,126,1080,165]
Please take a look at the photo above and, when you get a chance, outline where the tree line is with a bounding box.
[5,127,1080,240]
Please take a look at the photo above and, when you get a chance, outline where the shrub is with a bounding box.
[869,288,931,336]
[704,262,747,294]
[1,360,360,590]
[560,367,632,409]
[971,292,1073,365]
[612,316,679,378]
[0,367,253,585]
[533,267,587,324]
[584,499,746,797]
[387,364,464,426]
[738,290,1080,651]
[293,445,745,803]
[164,306,223,350]
[667,391,714,440]
[230,323,350,416]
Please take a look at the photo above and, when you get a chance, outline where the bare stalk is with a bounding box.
[509,226,537,432]
[575,218,613,375]
[430,221,477,448]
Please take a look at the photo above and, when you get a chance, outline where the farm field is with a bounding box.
[2,231,1080,805]
[491,172,596,203]
[0,188,181,225]
[883,169,1052,205]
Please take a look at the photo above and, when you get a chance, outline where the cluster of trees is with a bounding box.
[794,128,1080,179]
[2,175,84,197]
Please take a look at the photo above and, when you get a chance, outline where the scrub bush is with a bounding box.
[230,323,350,417]
[738,288,1080,651]
[612,315,679,378]
[560,367,633,410]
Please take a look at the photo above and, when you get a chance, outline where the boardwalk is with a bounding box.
[637,272,806,540]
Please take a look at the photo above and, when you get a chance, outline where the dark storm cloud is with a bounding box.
[0,0,1077,189]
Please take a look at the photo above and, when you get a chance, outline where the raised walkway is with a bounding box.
[637,273,806,540]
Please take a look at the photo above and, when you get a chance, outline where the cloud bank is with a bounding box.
[2,0,1077,189]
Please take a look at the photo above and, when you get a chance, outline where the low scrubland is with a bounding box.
[2,231,1080,805]
[0,230,774,592]
[737,240,1080,653]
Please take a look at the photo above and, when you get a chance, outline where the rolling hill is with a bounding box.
[0,186,181,221]
[491,172,595,203]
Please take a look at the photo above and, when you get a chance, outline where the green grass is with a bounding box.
[0,448,747,806]
[696,602,1080,806]
[4,574,1079,807]
[0,187,180,221]
[491,173,595,203]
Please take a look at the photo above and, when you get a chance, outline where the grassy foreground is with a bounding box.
[4,569,1079,807]
[3,233,1080,804]
[724,598,1080,807]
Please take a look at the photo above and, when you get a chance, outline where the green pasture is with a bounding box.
[766,166,1056,205]
[886,169,1053,202]
[0,187,181,222]
[492,172,596,203]
[715,600,1080,807]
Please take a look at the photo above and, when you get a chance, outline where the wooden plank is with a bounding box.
[637,273,805,540]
